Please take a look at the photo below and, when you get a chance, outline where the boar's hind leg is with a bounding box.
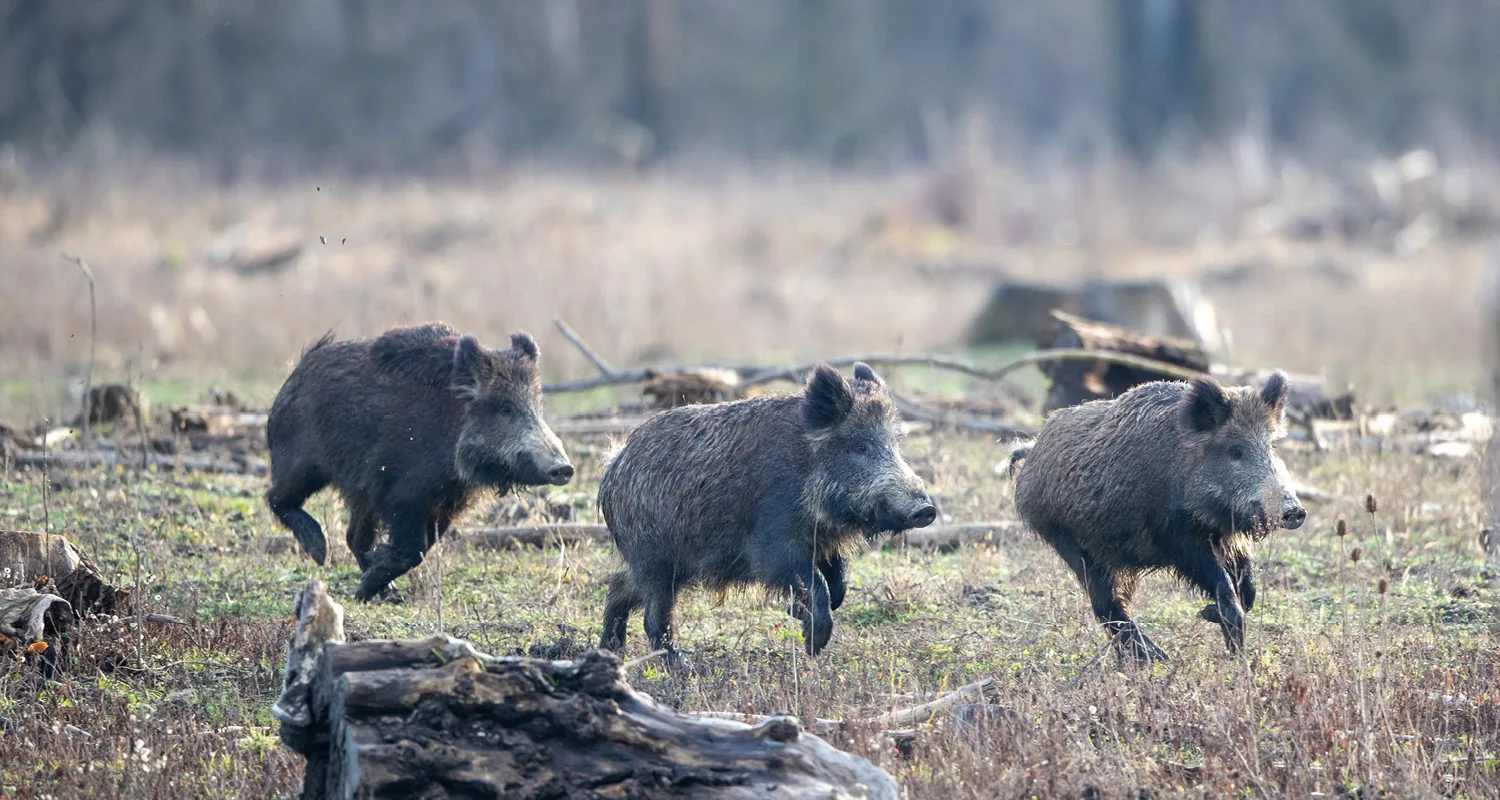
[353,505,430,602]
[599,570,643,651]
[641,586,686,670]
[1045,528,1167,663]
[818,554,848,611]
[345,499,379,572]
[266,466,330,566]
[1179,550,1248,654]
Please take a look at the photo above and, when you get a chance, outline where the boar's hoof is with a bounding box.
[1112,627,1169,665]
[296,535,328,567]
[1199,604,1247,653]
[660,647,692,674]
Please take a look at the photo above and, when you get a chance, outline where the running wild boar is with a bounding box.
[597,362,937,667]
[1009,371,1305,662]
[265,323,574,601]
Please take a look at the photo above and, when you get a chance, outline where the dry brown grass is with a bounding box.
[0,148,1490,419]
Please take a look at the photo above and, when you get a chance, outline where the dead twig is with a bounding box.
[61,254,97,455]
[553,315,620,378]
[888,391,1034,437]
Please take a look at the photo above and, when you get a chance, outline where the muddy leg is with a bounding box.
[599,570,643,651]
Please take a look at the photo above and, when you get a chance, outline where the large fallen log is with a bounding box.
[273,578,900,800]
[1038,310,1211,414]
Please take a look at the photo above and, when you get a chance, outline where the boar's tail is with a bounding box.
[1006,444,1032,482]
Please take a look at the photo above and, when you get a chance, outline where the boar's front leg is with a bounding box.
[1200,552,1256,625]
[771,553,834,656]
[818,553,848,611]
[1181,550,1248,654]
[354,503,430,602]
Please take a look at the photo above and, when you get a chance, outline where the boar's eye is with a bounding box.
[492,399,518,416]
[1228,444,1246,461]
[853,440,876,457]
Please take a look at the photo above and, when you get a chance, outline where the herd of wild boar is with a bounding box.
[265,322,1305,666]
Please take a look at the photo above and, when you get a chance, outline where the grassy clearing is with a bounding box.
[0,417,1495,798]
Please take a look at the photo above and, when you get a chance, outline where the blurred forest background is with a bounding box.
[1,0,1496,416]
[3,0,1497,170]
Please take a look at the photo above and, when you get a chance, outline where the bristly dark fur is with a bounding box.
[264,323,571,603]
[1011,371,1304,663]
[595,362,934,666]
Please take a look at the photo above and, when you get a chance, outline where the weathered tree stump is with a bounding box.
[0,530,129,616]
[1038,310,1211,414]
[274,578,899,800]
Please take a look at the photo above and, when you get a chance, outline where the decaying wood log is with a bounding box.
[642,366,744,408]
[170,404,271,441]
[274,578,900,800]
[0,530,130,616]
[1039,310,1211,414]
[0,587,72,678]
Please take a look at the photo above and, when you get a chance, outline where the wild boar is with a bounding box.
[265,323,573,601]
[597,362,936,667]
[1009,371,1305,662]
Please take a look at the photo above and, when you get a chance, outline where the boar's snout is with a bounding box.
[1281,496,1306,530]
[547,462,575,486]
[905,496,937,529]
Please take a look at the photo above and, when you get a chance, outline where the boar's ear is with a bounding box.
[1259,370,1289,420]
[804,363,855,432]
[450,335,486,400]
[1179,376,1233,433]
[851,362,885,388]
[510,331,540,361]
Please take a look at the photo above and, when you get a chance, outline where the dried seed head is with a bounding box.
[1351,547,1362,563]
[1378,578,1389,595]
[1336,519,1348,538]
[1365,493,1378,514]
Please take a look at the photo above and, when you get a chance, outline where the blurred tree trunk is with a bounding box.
[1106,0,1218,164]
[622,0,676,162]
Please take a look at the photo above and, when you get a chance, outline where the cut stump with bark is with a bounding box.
[275,578,900,800]
[0,530,129,616]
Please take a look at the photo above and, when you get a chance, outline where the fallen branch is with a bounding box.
[450,522,1024,553]
[9,449,267,476]
[543,348,1207,395]
[888,391,1035,437]
[694,677,1005,746]
[552,315,619,378]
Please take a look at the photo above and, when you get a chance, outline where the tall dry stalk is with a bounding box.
[62,254,97,455]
